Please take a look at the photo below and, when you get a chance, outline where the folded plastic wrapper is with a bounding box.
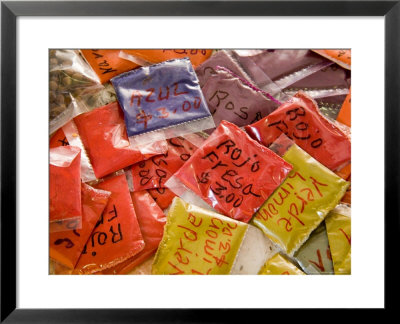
[166,120,293,223]
[81,49,139,84]
[258,253,305,275]
[152,197,277,275]
[245,91,351,176]
[63,101,168,182]
[293,222,334,274]
[200,67,280,130]
[325,204,351,275]
[49,146,82,232]
[111,58,215,148]
[50,183,111,269]
[120,49,213,69]
[231,49,351,119]
[73,173,145,274]
[131,136,202,191]
[312,49,351,70]
[101,190,166,274]
[252,134,349,256]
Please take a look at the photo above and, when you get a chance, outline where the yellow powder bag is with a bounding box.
[325,204,351,275]
[258,253,305,275]
[152,197,277,275]
[252,136,349,256]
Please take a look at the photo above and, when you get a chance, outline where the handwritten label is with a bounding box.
[81,49,139,83]
[325,211,351,275]
[74,174,144,274]
[49,128,69,148]
[245,92,351,171]
[173,120,292,223]
[148,187,177,210]
[50,183,110,269]
[253,143,349,256]
[258,253,305,275]
[152,197,247,275]
[201,69,278,128]
[132,137,197,191]
[111,58,212,137]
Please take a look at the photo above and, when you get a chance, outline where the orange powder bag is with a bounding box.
[74,173,145,274]
[49,146,82,231]
[336,87,351,127]
[81,49,139,84]
[148,187,177,210]
[50,183,111,269]
[121,49,213,69]
[49,128,69,148]
[101,191,166,274]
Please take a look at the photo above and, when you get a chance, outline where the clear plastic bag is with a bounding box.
[110,58,215,148]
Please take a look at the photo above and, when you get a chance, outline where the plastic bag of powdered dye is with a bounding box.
[312,49,351,70]
[49,146,82,232]
[131,136,202,191]
[111,58,215,148]
[101,191,166,274]
[165,120,293,223]
[325,204,351,274]
[81,49,139,84]
[74,173,145,274]
[245,91,351,173]
[50,183,111,269]
[252,134,349,256]
[63,101,168,182]
[152,197,276,275]
[200,66,281,129]
[120,49,213,69]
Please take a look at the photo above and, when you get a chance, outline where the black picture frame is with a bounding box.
[1,0,397,321]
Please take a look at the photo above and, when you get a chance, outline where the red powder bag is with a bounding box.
[50,146,82,231]
[245,92,351,171]
[167,120,293,223]
[101,190,166,274]
[131,136,199,191]
[50,183,111,269]
[121,49,213,69]
[70,101,167,179]
[81,49,139,84]
[74,173,145,274]
[49,128,69,148]
[148,187,177,210]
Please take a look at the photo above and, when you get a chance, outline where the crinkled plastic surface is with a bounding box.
[201,68,279,129]
[245,92,351,171]
[152,197,247,275]
[111,58,214,143]
[81,49,139,84]
[74,173,145,274]
[121,49,213,68]
[325,205,351,274]
[294,222,334,274]
[101,191,166,274]
[258,253,305,275]
[148,187,177,210]
[195,50,250,87]
[252,138,349,256]
[72,101,167,179]
[49,146,82,227]
[50,183,111,269]
[170,120,293,223]
[132,136,199,191]
[336,87,351,127]
[313,49,351,70]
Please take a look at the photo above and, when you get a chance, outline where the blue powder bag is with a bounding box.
[111,58,215,147]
